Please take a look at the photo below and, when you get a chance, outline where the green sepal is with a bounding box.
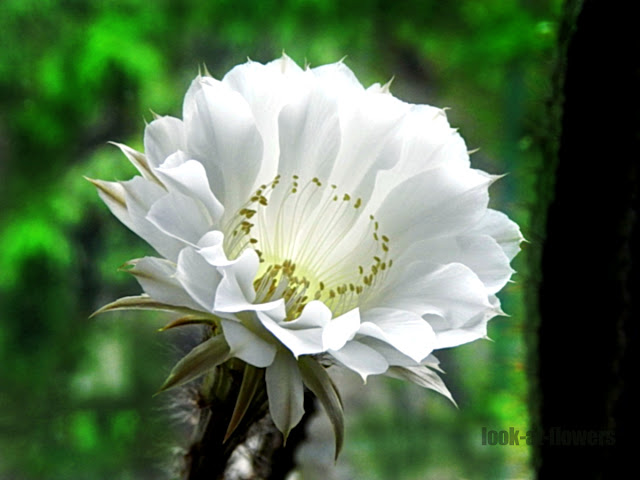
[90,294,213,319]
[298,356,344,460]
[108,141,163,185]
[386,365,458,407]
[224,364,264,442]
[265,350,305,443]
[158,335,231,393]
[158,315,217,332]
[85,177,125,207]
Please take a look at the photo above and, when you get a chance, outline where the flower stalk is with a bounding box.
[182,362,264,479]
[179,343,314,479]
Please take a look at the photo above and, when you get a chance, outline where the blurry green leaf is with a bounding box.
[110,410,140,443]
[0,216,72,289]
[69,410,100,452]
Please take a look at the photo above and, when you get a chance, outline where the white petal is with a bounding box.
[196,231,234,267]
[99,177,184,261]
[398,234,514,294]
[123,177,184,260]
[267,54,305,76]
[329,341,389,381]
[358,307,436,363]
[311,61,364,96]
[428,309,495,349]
[387,105,470,173]
[266,350,305,438]
[183,76,264,214]
[373,164,493,253]
[326,88,411,204]
[126,257,200,310]
[214,250,286,314]
[223,56,306,184]
[285,300,332,329]
[123,181,184,259]
[143,116,185,168]
[277,78,341,182]
[427,294,504,349]
[364,106,469,213]
[146,190,212,247]
[375,261,494,330]
[220,317,277,367]
[214,249,259,311]
[467,208,524,261]
[257,309,325,358]
[356,337,418,366]
[155,154,225,225]
[322,308,360,351]
[175,247,221,311]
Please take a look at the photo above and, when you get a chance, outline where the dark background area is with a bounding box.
[534,1,639,478]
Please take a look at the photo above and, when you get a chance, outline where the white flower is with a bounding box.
[91,55,523,452]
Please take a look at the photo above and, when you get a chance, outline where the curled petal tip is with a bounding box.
[200,63,212,77]
[381,75,395,93]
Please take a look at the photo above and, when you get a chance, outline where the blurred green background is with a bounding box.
[0,0,560,478]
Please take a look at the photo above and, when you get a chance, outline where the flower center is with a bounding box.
[223,175,393,319]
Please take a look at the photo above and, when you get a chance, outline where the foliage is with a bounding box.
[0,1,560,478]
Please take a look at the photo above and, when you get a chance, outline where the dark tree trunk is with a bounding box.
[534,0,639,478]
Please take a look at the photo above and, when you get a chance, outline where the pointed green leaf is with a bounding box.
[386,365,458,407]
[159,315,217,331]
[90,295,212,318]
[224,364,264,442]
[265,350,305,442]
[158,335,231,393]
[298,356,344,460]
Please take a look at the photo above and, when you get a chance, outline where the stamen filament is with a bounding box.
[226,174,393,318]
